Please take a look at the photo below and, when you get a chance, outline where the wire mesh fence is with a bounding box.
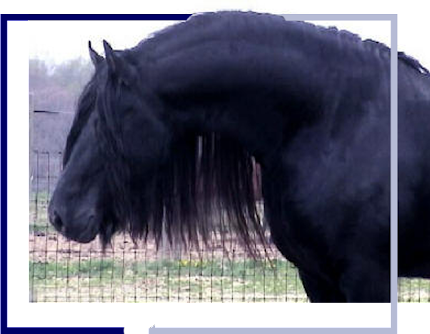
[29,150,308,303]
[29,150,430,303]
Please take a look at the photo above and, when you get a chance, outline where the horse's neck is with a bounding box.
[162,90,287,166]
[155,60,329,165]
[150,25,385,165]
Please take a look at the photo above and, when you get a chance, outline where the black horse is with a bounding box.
[48,11,430,302]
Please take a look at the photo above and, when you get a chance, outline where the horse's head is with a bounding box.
[48,41,170,246]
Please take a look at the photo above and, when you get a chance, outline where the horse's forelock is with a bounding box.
[63,75,98,166]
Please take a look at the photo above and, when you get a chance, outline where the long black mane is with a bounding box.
[70,64,268,256]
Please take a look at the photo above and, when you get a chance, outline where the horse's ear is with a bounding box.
[103,40,135,85]
[88,41,103,67]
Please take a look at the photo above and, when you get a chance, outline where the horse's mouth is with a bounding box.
[70,217,99,243]
[49,209,100,243]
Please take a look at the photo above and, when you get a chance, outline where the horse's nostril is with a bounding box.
[52,211,64,231]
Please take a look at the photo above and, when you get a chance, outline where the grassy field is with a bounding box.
[29,255,308,303]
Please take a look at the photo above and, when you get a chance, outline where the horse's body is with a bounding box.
[399,56,430,279]
[48,12,430,302]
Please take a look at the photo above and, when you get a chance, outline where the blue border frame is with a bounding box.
[0,13,397,334]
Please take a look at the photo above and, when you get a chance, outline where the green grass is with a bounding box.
[29,256,430,303]
[29,257,308,302]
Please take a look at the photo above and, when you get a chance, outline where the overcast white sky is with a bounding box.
[28,19,398,65]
